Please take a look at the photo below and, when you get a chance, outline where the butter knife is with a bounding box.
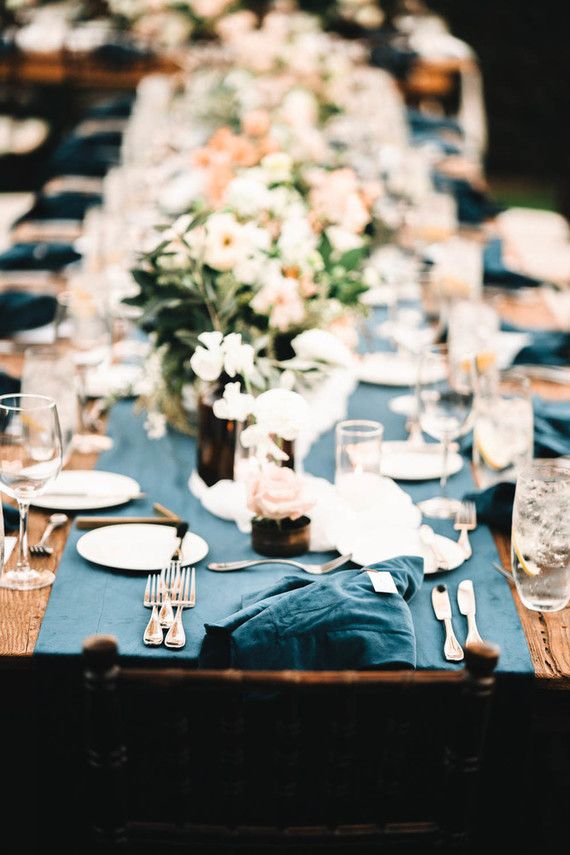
[457,579,484,646]
[431,583,464,662]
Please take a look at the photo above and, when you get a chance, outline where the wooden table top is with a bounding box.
[1,289,569,684]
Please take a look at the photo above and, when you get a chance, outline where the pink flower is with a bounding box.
[309,168,372,234]
[248,464,315,521]
[251,269,305,331]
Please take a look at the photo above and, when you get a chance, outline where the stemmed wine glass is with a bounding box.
[416,344,476,519]
[0,394,63,590]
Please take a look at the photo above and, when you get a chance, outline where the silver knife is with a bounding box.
[457,580,484,646]
[431,583,464,661]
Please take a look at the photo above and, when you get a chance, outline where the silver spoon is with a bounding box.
[208,554,352,575]
[29,513,69,556]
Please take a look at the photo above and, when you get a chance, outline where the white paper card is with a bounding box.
[367,570,398,595]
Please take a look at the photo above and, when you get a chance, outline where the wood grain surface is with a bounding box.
[1,292,569,683]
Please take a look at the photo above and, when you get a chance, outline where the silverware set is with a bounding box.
[29,513,69,556]
[143,566,196,649]
[454,501,476,559]
[431,579,483,662]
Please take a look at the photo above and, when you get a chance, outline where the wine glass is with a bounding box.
[0,394,63,590]
[416,344,476,519]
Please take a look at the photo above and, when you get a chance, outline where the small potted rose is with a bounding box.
[247,463,315,557]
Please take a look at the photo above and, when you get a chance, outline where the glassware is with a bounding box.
[432,238,483,302]
[448,300,500,371]
[21,347,79,466]
[335,420,384,511]
[511,459,570,612]
[416,344,476,518]
[408,192,457,246]
[0,394,63,590]
[473,371,533,488]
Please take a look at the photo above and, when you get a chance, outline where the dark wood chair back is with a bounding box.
[83,636,499,853]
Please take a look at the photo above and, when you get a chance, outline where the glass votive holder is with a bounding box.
[448,299,500,371]
[434,237,483,301]
[335,420,384,511]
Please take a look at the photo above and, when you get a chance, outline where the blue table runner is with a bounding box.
[35,320,533,674]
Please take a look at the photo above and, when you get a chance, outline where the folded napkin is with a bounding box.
[0,292,57,336]
[0,370,20,395]
[433,172,502,225]
[0,242,80,272]
[510,328,570,368]
[48,136,120,178]
[93,43,153,68]
[86,95,135,119]
[15,192,102,224]
[199,557,423,670]
[2,503,19,533]
[464,482,515,535]
[484,239,541,288]
[370,29,418,80]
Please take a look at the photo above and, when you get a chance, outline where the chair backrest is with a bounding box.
[83,636,499,852]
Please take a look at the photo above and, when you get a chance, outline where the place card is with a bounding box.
[367,570,398,595]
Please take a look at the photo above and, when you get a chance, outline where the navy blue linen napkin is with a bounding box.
[464,482,515,535]
[86,95,134,119]
[484,239,541,288]
[93,43,153,67]
[2,503,19,533]
[199,556,423,670]
[48,136,120,178]
[0,291,57,335]
[433,172,502,225]
[0,370,20,395]
[15,192,102,224]
[511,329,570,367]
[0,242,80,272]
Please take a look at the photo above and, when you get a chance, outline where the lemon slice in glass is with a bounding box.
[474,422,512,471]
[513,539,541,577]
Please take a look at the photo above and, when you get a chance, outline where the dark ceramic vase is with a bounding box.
[251,516,311,557]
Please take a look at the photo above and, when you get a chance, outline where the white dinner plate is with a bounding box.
[357,352,446,387]
[381,441,463,481]
[349,527,464,575]
[388,394,417,417]
[77,523,209,572]
[32,470,141,511]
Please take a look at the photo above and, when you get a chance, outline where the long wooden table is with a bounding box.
[1,289,569,684]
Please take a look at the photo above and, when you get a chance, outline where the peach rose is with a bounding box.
[243,110,271,138]
[248,464,315,521]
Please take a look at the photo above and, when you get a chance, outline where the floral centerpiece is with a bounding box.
[247,462,315,556]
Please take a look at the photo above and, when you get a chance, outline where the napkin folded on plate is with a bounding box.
[2,503,19,533]
[433,172,502,225]
[14,192,102,224]
[484,238,542,288]
[0,292,57,336]
[0,242,81,271]
[199,557,423,670]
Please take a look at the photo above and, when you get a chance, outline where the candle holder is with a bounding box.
[251,516,311,557]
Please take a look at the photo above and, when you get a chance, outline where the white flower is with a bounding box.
[278,217,317,267]
[190,332,224,382]
[158,172,206,215]
[212,382,255,422]
[326,226,365,255]
[222,333,255,378]
[240,424,290,462]
[144,410,167,440]
[261,152,293,184]
[252,388,309,442]
[224,175,270,217]
[291,329,354,367]
[204,213,249,272]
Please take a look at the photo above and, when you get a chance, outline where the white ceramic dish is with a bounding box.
[32,470,141,511]
[357,352,446,387]
[77,523,208,572]
[381,441,463,481]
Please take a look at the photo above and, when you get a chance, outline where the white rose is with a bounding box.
[278,217,317,266]
[224,175,270,218]
[252,388,309,442]
[261,152,294,184]
[291,329,354,368]
[158,172,206,215]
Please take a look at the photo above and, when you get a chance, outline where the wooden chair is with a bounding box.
[83,636,499,853]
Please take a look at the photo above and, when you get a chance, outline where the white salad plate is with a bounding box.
[33,470,141,511]
[381,441,464,481]
[77,523,208,572]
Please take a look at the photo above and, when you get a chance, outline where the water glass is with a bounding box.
[416,344,476,518]
[473,371,533,487]
[409,192,457,246]
[0,394,63,590]
[21,347,79,465]
[448,300,500,371]
[335,420,384,511]
[433,238,483,301]
[511,459,570,612]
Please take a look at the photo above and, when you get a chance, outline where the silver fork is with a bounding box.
[207,554,352,574]
[165,567,195,650]
[454,501,476,559]
[158,522,188,628]
[29,513,68,556]
[143,575,163,647]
